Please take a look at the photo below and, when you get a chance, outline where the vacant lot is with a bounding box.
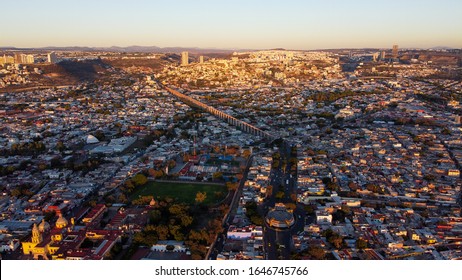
[130,181,227,205]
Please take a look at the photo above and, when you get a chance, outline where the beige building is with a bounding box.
[181,51,188,66]
[0,55,15,64]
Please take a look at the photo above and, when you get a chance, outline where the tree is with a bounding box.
[168,160,176,169]
[124,179,135,192]
[149,210,162,224]
[329,235,344,249]
[212,145,221,154]
[366,183,382,194]
[195,192,207,204]
[10,188,22,197]
[441,127,452,135]
[245,201,258,216]
[56,141,65,152]
[275,191,285,200]
[94,130,105,141]
[281,160,287,171]
[348,181,359,191]
[44,211,56,222]
[38,163,48,171]
[169,225,184,241]
[105,195,115,204]
[327,182,339,192]
[88,200,97,207]
[341,205,351,215]
[333,210,346,223]
[208,219,224,235]
[304,204,315,215]
[132,173,148,186]
[285,203,296,211]
[242,149,251,158]
[132,196,154,206]
[308,246,326,259]
[212,172,223,180]
[250,215,264,226]
[155,225,170,240]
[148,168,165,179]
[322,177,332,185]
[168,204,188,215]
[266,185,273,197]
[327,233,344,249]
[143,134,155,146]
[188,230,207,243]
[423,174,436,182]
[356,238,368,250]
[180,215,193,227]
[214,191,225,200]
[133,232,156,246]
[272,152,281,160]
[117,193,127,203]
[226,181,238,191]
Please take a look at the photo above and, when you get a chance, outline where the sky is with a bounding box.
[1,0,461,50]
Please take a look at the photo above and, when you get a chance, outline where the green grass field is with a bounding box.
[130,181,228,205]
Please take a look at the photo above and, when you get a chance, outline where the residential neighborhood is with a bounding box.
[1,47,461,260]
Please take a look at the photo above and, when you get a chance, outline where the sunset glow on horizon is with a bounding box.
[1,0,461,49]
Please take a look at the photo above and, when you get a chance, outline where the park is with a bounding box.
[130,181,228,205]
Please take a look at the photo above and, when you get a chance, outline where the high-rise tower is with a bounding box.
[380,50,386,60]
[47,52,58,64]
[181,51,189,66]
[392,45,399,59]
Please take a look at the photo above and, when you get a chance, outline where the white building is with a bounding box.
[25,54,35,64]
[48,52,58,64]
[151,240,188,252]
[0,239,20,252]
[316,210,332,225]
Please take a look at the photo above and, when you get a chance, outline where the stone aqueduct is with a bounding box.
[165,86,275,140]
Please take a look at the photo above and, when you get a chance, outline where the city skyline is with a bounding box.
[1,0,462,50]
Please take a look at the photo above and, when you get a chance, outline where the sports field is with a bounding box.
[130,181,228,205]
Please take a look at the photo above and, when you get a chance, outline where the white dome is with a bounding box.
[86,135,99,144]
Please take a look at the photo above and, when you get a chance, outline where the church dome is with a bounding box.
[38,219,50,232]
[55,214,68,229]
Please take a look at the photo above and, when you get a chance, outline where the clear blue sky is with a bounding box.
[1,0,461,49]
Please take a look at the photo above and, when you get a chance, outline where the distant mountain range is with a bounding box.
[429,46,456,50]
[1,45,458,53]
[0,45,248,53]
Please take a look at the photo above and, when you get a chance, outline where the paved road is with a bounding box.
[263,140,305,260]
[208,155,254,260]
[264,207,306,259]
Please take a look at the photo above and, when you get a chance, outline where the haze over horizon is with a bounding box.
[1,0,462,50]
